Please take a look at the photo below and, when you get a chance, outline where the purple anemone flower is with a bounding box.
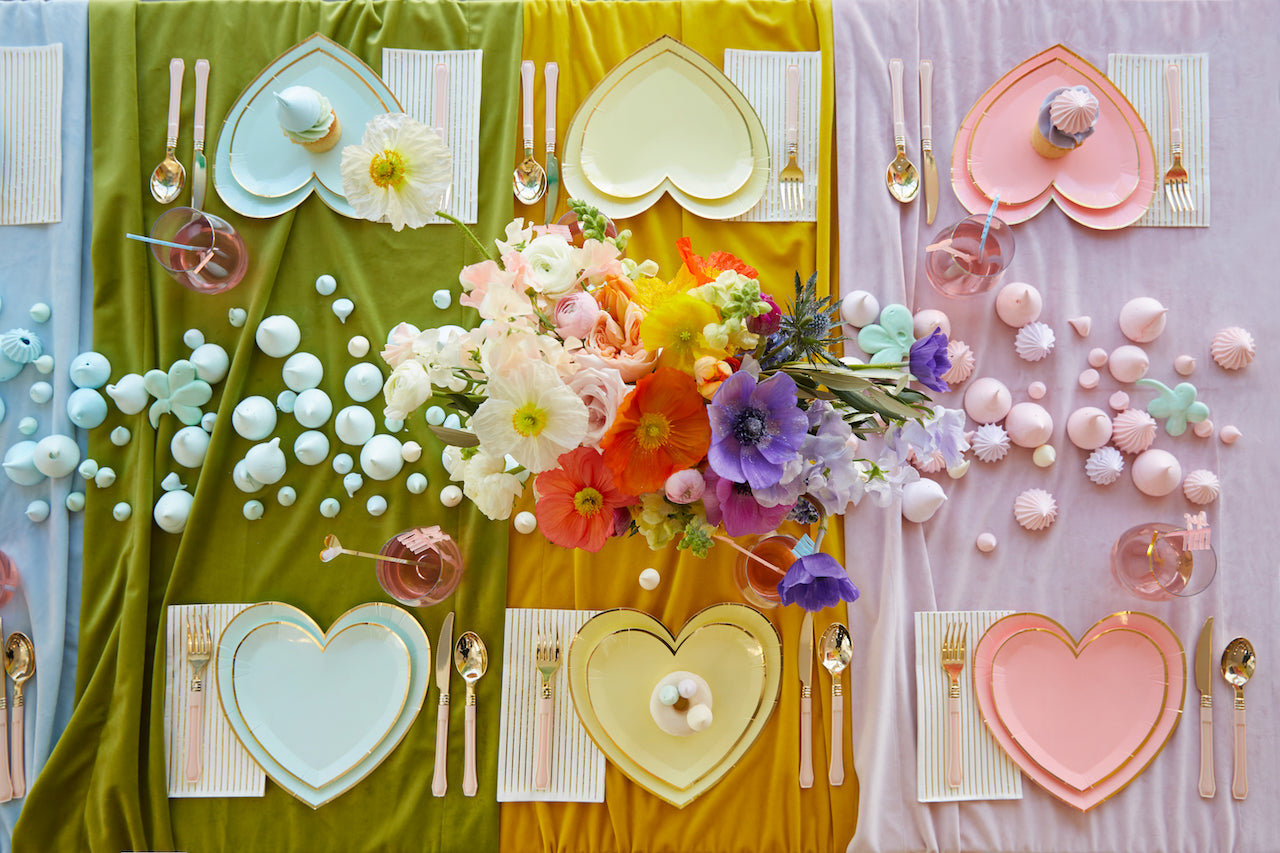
[702,469,794,537]
[777,552,860,611]
[908,327,951,393]
[707,370,808,489]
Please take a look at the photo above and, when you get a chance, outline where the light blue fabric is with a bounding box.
[0,1,90,848]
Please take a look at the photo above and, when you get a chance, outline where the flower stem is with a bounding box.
[435,210,497,263]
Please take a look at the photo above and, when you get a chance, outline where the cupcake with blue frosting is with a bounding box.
[274,85,342,153]
[1030,85,1099,159]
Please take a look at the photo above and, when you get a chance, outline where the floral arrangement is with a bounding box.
[380,202,967,573]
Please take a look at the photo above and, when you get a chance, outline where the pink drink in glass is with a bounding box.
[925,214,1015,297]
[150,207,248,294]
[375,529,464,607]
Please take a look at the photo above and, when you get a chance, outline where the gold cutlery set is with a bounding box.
[0,622,34,802]
[150,57,211,208]
[431,611,491,798]
[513,60,560,223]
[1196,617,1255,800]
[1162,62,1195,214]
[798,615,852,787]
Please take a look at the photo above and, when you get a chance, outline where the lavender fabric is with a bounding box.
[834,2,1279,852]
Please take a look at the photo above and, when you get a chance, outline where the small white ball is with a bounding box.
[201,412,218,432]
[638,568,661,590]
[332,453,354,475]
[432,289,452,309]
[111,426,132,446]
[514,511,537,535]
[1032,444,1057,467]
[183,328,205,349]
[29,381,53,404]
[686,704,713,732]
[384,418,405,433]
[243,500,265,520]
[78,458,100,479]
[440,484,463,507]
[839,291,879,327]
[228,307,247,327]
[1027,381,1046,400]
[18,417,37,435]
[319,498,341,518]
[65,491,86,512]
[406,472,428,494]
[366,495,388,516]
[33,354,54,375]
[976,532,998,553]
[29,302,51,323]
[276,390,298,413]
[277,486,297,506]
[94,467,116,488]
[425,406,446,426]
[112,501,132,521]
[347,335,370,358]
[678,678,698,699]
[401,441,423,462]
[26,500,50,522]
[315,273,337,296]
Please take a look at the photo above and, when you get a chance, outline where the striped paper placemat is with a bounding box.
[1108,53,1210,227]
[0,44,62,225]
[496,608,605,802]
[381,48,483,225]
[164,603,265,798]
[724,50,820,223]
[915,609,1022,802]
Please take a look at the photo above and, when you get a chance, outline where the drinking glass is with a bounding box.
[1110,521,1217,600]
[375,528,465,607]
[733,534,798,609]
[149,207,248,294]
[924,213,1015,297]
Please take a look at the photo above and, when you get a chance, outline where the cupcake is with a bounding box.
[1030,85,1098,159]
[274,85,342,153]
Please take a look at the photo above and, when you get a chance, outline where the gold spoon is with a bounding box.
[513,60,547,205]
[150,58,187,204]
[819,622,852,786]
[1221,637,1256,800]
[885,59,920,204]
[4,633,34,798]
[455,631,489,797]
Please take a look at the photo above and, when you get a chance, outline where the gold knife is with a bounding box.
[1196,616,1214,797]
[919,59,938,225]
[432,610,455,797]
[799,611,814,788]
[544,61,560,224]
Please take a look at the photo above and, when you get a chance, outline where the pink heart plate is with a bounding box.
[972,612,1184,811]
[951,45,1157,229]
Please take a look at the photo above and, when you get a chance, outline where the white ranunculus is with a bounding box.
[383,360,433,420]
[521,234,579,299]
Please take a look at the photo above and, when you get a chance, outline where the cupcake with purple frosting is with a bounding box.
[1030,85,1099,159]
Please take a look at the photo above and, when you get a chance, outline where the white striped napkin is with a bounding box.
[381,48,483,225]
[164,604,265,798]
[0,44,62,225]
[496,608,605,802]
[1107,53,1210,227]
[724,50,820,223]
[914,610,1022,802]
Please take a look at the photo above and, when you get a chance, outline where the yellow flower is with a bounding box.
[634,275,680,308]
[639,294,725,372]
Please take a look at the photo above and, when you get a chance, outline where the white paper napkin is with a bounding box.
[724,50,820,223]
[0,44,62,225]
[1107,53,1210,227]
[914,609,1022,802]
[164,603,265,798]
[496,608,605,802]
[381,48,483,225]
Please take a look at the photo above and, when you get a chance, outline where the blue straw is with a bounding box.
[977,194,1000,259]
[126,232,205,252]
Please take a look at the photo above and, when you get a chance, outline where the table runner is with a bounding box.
[833,1,1279,851]
[12,2,521,851]
[500,2,852,851]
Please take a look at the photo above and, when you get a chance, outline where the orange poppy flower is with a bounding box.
[534,447,635,552]
[600,367,712,495]
[675,237,759,284]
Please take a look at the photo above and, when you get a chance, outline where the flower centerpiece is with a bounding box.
[381,202,963,570]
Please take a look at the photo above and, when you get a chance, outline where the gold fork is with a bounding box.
[184,611,212,783]
[778,64,805,215]
[940,623,966,789]
[533,630,561,791]
[1163,63,1194,214]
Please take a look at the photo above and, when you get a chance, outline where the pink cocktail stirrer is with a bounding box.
[321,533,436,568]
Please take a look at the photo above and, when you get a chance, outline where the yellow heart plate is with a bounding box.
[567,604,780,808]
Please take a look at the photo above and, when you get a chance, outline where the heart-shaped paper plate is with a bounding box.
[567,604,780,808]
[951,45,1156,228]
[216,602,429,808]
[973,612,1184,811]
[213,33,403,219]
[561,36,770,220]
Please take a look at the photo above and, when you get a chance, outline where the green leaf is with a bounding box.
[428,424,480,447]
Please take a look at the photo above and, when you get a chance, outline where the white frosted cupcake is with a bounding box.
[274,85,342,153]
[1031,86,1098,159]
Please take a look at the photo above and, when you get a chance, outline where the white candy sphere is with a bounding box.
[293,388,333,428]
[440,484,463,507]
[334,406,376,446]
[255,315,301,358]
[232,396,277,440]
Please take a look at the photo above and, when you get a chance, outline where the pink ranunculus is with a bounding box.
[664,468,706,504]
[554,292,603,340]
[381,322,422,368]
[565,365,629,447]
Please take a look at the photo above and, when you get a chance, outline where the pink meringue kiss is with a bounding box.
[995,282,1043,328]
[1006,402,1054,448]
[1131,448,1182,497]
[1118,296,1168,343]
[964,377,1013,424]
[1066,406,1113,450]
[1108,345,1150,383]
